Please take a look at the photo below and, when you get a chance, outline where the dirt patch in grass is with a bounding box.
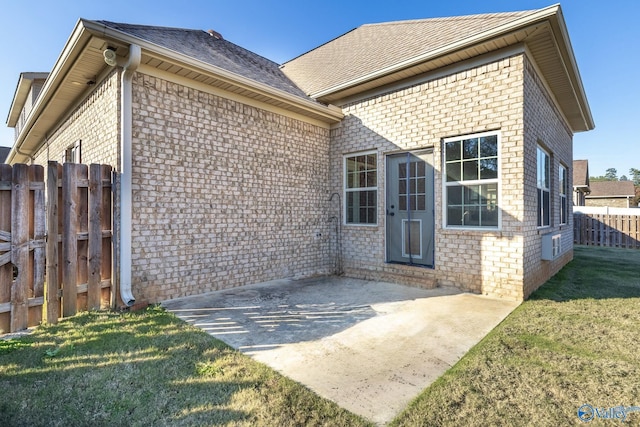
[0,306,372,427]
[391,246,640,426]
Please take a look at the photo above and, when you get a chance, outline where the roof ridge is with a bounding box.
[360,9,537,28]
[96,20,202,34]
[96,20,282,68]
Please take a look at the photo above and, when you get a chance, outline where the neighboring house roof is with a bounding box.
[573,159,590,190]
[0,146,10,163]
[96,21,309,100]
[282,4,594,133]
[6,72,49,127]
[587,181,636,198]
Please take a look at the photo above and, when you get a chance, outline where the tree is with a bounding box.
[604,168,618,181]
[630,168,640,186]
[620,175,628,181]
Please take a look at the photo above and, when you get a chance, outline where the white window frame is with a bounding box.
[559,164,568,225]
[64,140,81,164]
[344,151,378,226]
[442,130,501,230]
[537,146,551,228]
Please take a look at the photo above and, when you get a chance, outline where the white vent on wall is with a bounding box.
[541,233,562,261]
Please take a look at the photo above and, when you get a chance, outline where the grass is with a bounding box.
[0,305,372,427]
[1,246,638,426]
[391,246,640,426]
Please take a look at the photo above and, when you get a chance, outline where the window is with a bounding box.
[537,146,550,227]
[345,152,377,224]
[559,164,568,225]
[64,140,81,163]
[444,132,499,228]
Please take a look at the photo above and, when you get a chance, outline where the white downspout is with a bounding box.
[119,44,141,306]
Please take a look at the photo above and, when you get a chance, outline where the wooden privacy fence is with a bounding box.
[574,212,640,249]
[0,162,114,333]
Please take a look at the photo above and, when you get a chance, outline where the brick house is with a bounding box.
[5,4,593,303]
[585,181,637,208]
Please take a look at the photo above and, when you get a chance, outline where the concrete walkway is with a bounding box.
[162,277,519,425]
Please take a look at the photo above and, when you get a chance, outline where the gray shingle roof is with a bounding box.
[97,21,310,100]
[573,160,589,187]
[281,10,536,96]
[0,146,10,163]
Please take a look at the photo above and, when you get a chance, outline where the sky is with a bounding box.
[0,0,638,178]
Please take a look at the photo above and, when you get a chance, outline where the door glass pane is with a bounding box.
[399,178,406,195]
[399,162,407,178]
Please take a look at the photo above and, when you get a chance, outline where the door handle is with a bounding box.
[386,210,395,216]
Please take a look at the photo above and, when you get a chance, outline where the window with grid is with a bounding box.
[537,146,550,227]
[345,152,377,225]
[559,164,568,225]
[64,140,81,164]
[444,132,499,228]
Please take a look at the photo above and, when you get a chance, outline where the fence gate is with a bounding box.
[0,162,114,333]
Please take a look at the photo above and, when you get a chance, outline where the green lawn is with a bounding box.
[0,305,371,427]
[392,246,640,426]
[1,246,638,426]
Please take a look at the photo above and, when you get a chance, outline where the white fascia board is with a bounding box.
[547,5,594,131]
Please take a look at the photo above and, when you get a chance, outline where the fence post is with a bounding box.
[62,163,79,317]
[30,166,45,326]
[0,165,12,333]
[101,165,113,308]
[46,162,60,323]
[11,164,29,332]
[88,164,102,309]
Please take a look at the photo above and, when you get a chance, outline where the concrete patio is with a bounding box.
[162,276,519,425]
